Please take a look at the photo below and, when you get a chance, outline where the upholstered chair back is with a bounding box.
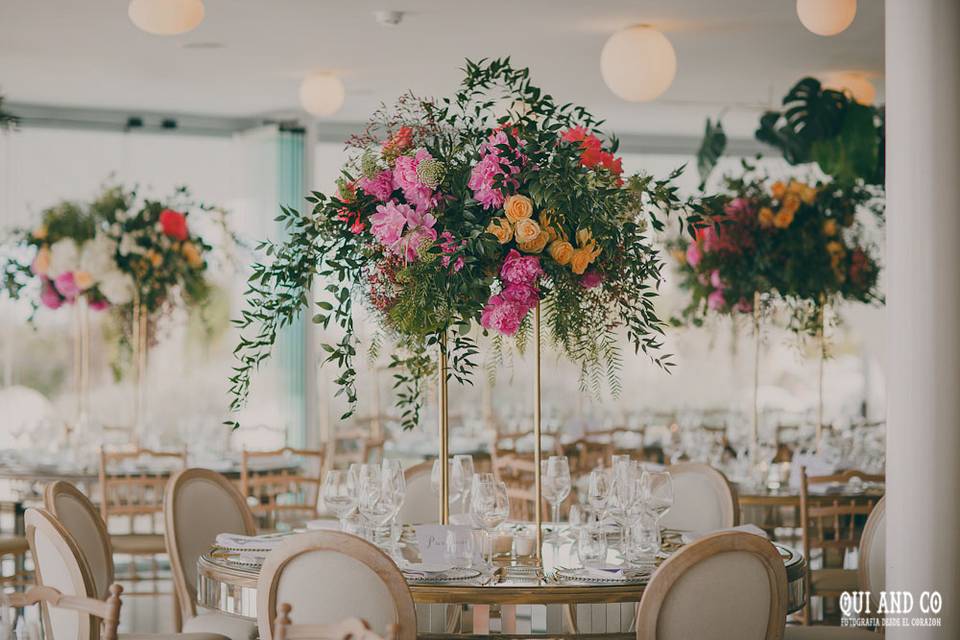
[396,462,437,525]
[45,481,114,600]
[661,462,738,532]
[859,495,886,612]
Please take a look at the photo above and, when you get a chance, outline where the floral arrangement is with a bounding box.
[670,169,883,332]
[230,58,706,429]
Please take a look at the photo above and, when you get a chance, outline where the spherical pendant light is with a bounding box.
[601,25,677,102]
[299,73,345,117]
[822,72,876,105]
[129,0,205,36]
[797,0,857,37]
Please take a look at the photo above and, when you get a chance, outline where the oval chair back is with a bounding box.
[45,481,114,600]
[661,462,739,532]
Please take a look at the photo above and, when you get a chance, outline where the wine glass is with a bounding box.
[541,456,571,538]
[587,468,610,516]
[321,470,356,531]
[381,459,406,549]
[471,479,510,566]
[640,469,674,521]
[453,455,475,514]
[431,458,463,512]
[357,465,397,542]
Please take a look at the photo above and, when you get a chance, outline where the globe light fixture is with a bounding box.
[822,72,876,105]
[128,0,205,36]
[796,0,857,37]
[601,25,677,102]
[299,72,345,117]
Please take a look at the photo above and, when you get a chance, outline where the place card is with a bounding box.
[414,524,470,564]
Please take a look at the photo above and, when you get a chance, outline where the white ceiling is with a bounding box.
[0,0,884,138]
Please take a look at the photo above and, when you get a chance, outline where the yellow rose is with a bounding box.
[486,217,513,244]
[822,219,838,237]
[504,194,534,223]
[32,246,51,275]
[570,248,594,275]
[518,231,549,254]
[182,241,204,268]
[514,218,541,244]
[771,181,787,200]
[74,271,94,290]
[549,240,574,265]
[773,208,795,229]
[800,185,817,205]
[758,207,775,228]
[32,225,48,241]
[575,228,593,247]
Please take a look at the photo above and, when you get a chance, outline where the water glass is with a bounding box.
[587,468,610,515]
[541,456,571,534]
[640,470,674,519]
[445,528,475,568]
[321,470,356,530]
[628,512,661,565]
[578,525,608,568]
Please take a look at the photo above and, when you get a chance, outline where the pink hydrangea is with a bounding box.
[500,249,543,285]
[580,270,603,289]
[357,170,394,202]
[40,277,63,310]
[54,272,79,301]
[370,201,410,248]
[393,149,439,212]
[686,242,702,268]
[707,289,726,311]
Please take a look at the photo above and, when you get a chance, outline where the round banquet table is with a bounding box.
[196,528,806,634]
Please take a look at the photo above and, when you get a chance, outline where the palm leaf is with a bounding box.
[696,117,727,189]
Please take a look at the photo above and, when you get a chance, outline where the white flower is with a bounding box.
[114,208,127,222]
[79,234,117,281]
[98,269,134,305]
[47,238,80,278]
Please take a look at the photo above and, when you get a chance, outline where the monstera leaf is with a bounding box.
[696,118,727,189]
[755,77,883,184]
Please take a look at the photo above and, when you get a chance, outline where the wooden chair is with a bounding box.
[326,429,384,469]
[98,446,186,576]
[0,534,30,589]
[273,604,397,640]
[240,447,326,529]
[7,583,124,640]
[396,461,437,525]
[799,467,883,625]
[635,530,787,640]
[256,531,417,640]
[45,481,114,600]
[164,468,259,640]
[663,462,739,532]
[490,451,552,522]
[561,438,613,477]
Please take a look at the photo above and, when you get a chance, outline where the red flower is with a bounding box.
[159,209,189,241]
[561,127,623,179]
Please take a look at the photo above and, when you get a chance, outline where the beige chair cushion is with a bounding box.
[32,521,85,640]
[183,611,258,640]
[657,551,773,640]
[50,491,112,598]
[785,626,879,639]
[811,568,858,594]
[661,465,734,532]
[0,536,29,555]
[110,534,167,554]
[396,468,436,525]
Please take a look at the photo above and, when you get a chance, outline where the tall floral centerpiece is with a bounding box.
[230,59,703,531]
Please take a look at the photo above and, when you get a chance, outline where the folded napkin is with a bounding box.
[681,524,768,545]
[214,532,288,554]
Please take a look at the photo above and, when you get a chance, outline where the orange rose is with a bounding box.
[549,240,574,265]
[504,194,534,223]
[486,217,513,244]
[147,250,162,268]
[518,231,549,254]
[822,219,838,237]
[32,225,48,241]
[758,207,775,228]
[570,248,594,275]
[74,271,94,290]
[781,192,801,216]
[773,208,795,229]
[771,181,787,200]
[182,241,204,268]
[800,184,817,205]
[514,218,541,244]
[539,211,562,243]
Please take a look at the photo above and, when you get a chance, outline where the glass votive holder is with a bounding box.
[513,528,535,560]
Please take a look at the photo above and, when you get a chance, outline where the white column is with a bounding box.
[886,1,960,637]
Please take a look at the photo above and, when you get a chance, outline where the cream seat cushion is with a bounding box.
[183,608,258,640]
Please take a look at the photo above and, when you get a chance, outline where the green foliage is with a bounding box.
[0,92,17,130]
[696,118,727,189]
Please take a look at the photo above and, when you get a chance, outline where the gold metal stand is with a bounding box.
[69,296,91,442]
[815,298,827,453]
[533,303,543,565]
[751,291,761,455]
[132,294,149,444]
[438,331,450,525]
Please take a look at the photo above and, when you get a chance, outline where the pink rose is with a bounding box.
[735,297,753,313]
[685,242,701,268]
[357,170,394,202]
[53,272,79,301]
[710,269,725,289]
[40,277,63,310]
[370,201,410,248]
[500,249,543,285]
[88,298,109,311]
[580,270,603,289]
[707,289,726,311]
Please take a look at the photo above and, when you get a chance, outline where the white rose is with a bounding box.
[79,234,117,281]
[47,238,80,278]
[98,269,134,306]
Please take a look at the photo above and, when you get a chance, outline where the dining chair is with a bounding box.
[799,467,883,625]
[396,461,437,524]
[661,462,739,532]
[561,438,613,477]
[164,468,259,640]
[635,530,787,640]
[272,603,398,640]
[98,446,187,586]
[326,428,384,469]
[256,531,417,640]
[6,582,124,640]
[491,451,545,521]
[240,447,326,529]
[45,481,114,599]
[0,533,30,589]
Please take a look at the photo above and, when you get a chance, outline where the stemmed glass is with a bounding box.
[640,469,673,529]
[357,465,399,543]
[470,479,510,566]
[453,455,475,515]
[587,468,610,517]
[431,458,463,513]
[321,470,356,531]
[381,459,406,552]
[541,456,571,538]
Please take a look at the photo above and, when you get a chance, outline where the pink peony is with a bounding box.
[500,282,540,308]
[467,155,508,209]
[580,270,603,289]
[685,242,702,268]
[53,271,79,301]
[500,249,543,285]
[480,295,527,336]
[357,170,395,202]
[393,149,439,211]
[707,289,726,311]
[710,269,725,289]
[370,201,410,248]
[40,277,63,310]
[397,207,437,262]
[88,297,109,311]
